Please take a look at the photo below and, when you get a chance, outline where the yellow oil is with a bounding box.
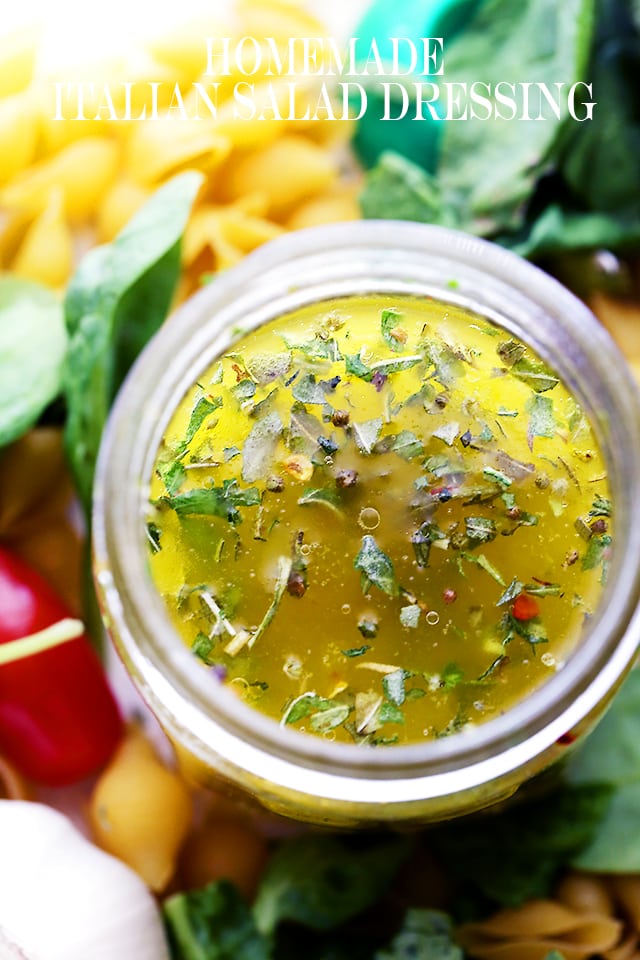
[147,294,611,745]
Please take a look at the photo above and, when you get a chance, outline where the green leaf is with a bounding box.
[567,672,640,872]
[292,373,328,406]
[298,487,342,513]
[164,880,270,960]
[582,533,612,573]
[459,552,505,586]
[182,394,223,449]
[165,479,261,525]
[514,357,560,394]
[526,394,556,449]
[390,430,424,461]
[375,909,464,960]
[63,171,203,508]
[360,152,459,226]
[465,516,497,545]
[430,783,613,907]
[379,701,405,725]
[442,663,465,689]
[242,411,283,483]
[381,308,405,353]
[354,536,399,597]
[0,278,67,447]
[342,645,372,658]
[352,418,383,455]
[252,834,410,935]
[309,702,351,734]
[400,605,421,629]
[344,353,373,381]
[383,669,407,706]
[566,670,640,790]
[438,0,595,235]
[158,459,187,496]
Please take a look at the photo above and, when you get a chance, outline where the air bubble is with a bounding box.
[300,544,312,556]
[341,603,351,615]
[426,610,440,625]
[360,346,373,362]
[541,653,556,668]
[358,507,380,530]
[325,456,334,466]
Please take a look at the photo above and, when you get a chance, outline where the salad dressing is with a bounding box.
[146,294,612,745]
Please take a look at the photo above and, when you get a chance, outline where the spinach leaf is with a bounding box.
[252,834,410,936]
[438,0,593,235]
[63,170,203,508]
[360,152,458,227]
[429,782,613,909]
[375,909,463,960]
[0,278,67,447]
[566,670,640,871]
[164,880,270,960]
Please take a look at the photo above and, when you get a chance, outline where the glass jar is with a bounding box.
[93,221,640,827]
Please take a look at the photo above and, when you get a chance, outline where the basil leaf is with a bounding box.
[164,880,270,960]
[64,170,203,508]
[354,535,399,597]
[298,487,342,513]
[252,834,410,935]
[0,278,67,447]
[526,394,556,449]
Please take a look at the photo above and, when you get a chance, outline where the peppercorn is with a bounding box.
[331,409,350,427]
[336,469,358,488]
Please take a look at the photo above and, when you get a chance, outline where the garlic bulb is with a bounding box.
[0,801,170,960]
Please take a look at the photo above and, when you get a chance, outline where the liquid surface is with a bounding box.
[147,295,612,745]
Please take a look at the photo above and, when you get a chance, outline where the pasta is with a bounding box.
[458,871,640,960]
[0,1,361,293]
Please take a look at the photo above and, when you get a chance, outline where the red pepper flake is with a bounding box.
[442,588,457,605]
[512,594,540,621]
[557,731,577,746]
[231,363,247,382]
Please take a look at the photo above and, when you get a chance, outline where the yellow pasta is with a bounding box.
[458,899,623,960]
[221,133,338,216]
[286,184,361,229]
[97,179,152,243]
[126,118,230,185]
[90,726,192,892]
[0,90,39,186]
[1,137,120,222]
[11,188,74,288]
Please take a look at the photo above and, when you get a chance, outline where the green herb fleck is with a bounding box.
[526,394,556,450]
[465,516,497,544]
[352,417,383,455]
[442,662,465,689]
[191,631,215,664]
[381,307,406,353]
[400,604,421,628]
[297,487,342,513]
[342,644,372,657]
[146,521,162,553]
[383,669,407,706]
[354,536,399,597]
[379,701,405,724]
[165,479,261,525]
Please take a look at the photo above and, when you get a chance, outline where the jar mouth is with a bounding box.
[93,221,640,788]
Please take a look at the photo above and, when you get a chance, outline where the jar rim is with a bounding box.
[93,221,640,803]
